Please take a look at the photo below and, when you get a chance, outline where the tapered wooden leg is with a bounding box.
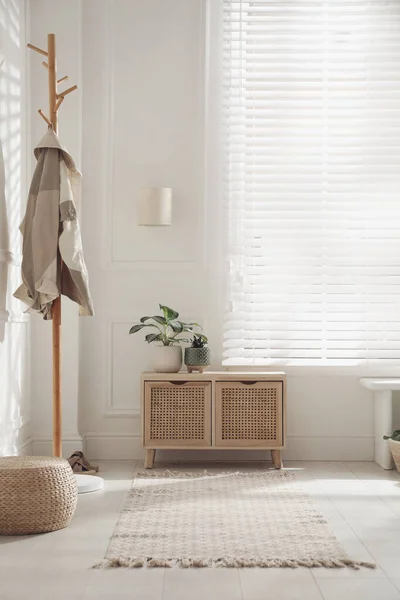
[271,450,283,469]
[145,449,156,469]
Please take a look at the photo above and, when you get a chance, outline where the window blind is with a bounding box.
[222,0,400,366]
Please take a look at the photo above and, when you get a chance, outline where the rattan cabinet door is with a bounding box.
[215,381,283,447]
[144,381,212,447]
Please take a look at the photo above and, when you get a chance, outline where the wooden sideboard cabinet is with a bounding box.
[141,371,286,469]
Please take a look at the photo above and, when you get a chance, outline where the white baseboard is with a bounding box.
[84,433,144,460]
[83,433,375,462]
[31,434,83,458]
[18,436,33,456]
[284,435,374,462]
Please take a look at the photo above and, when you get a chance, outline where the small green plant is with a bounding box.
[190,334,208,348]
[129,304,207,347]
[384,430,400,442]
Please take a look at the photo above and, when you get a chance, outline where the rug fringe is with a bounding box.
[92,557,376,570]
[136,469,292,479]
[136,469,218,479]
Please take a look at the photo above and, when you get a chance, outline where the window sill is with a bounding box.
[223,364,400,378]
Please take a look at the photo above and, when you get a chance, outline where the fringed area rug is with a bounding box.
[94,469,375,570]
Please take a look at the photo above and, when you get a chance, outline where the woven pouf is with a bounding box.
[0,456,78,535]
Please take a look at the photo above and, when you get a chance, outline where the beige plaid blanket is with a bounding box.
[14,129,94,319]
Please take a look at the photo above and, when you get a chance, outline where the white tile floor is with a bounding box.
[1,460,400,599]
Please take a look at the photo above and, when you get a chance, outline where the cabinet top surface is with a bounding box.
[142,371,285,380]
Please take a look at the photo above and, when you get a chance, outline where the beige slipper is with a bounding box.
[67,451,99,475]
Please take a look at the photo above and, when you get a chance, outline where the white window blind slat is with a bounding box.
[221,0,400,366]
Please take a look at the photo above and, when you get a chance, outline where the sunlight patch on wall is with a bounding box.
[0,0,29,455]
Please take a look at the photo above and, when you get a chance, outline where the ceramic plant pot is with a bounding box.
[151,345,182,373]
[184,347,211,373]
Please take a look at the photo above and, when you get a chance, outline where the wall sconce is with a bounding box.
[137,187,172,226]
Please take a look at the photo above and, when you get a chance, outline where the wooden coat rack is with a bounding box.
[28,34,78,457]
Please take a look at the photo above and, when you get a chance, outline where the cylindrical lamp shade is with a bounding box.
[137,187,172,226]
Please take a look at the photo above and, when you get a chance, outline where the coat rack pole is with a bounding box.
[48,33,62,458]
[27,34,103,492]
[27,33,79,461]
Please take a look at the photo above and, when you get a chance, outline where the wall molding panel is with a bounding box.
[98,0,206,270]
[104,321,142,417]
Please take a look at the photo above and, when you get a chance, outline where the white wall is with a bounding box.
[78,0,379,462]
[0,0,30,455]
[27,0,399,461]
[79,0,207,460]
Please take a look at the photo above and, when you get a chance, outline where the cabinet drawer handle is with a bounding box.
[170,381,188,386]
[239,381,257,385]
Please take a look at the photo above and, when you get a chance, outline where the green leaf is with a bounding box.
[180,327,207,338]
[159,304,179,322]
[145,333,163,344]
[151,315,168,326]
[129,324,148,334]
[169,320,183,333]
[140,316,151,323]
[383,436,390,440]
[190,334,207,347]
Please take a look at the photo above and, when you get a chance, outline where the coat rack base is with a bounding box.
[75,474,104,494]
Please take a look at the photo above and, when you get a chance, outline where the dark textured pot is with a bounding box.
[184,347,211,371]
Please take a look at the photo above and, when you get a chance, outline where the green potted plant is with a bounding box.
[383,430,400,472]
[129,304,206,373]
[184,335,211,373]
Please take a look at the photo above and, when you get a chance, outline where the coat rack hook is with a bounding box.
[57,75,68,85]
[42,61,48,69]
[56,84,77,99]
[54,97,64,112]
[38,109,52,127]
[27,43,48,57]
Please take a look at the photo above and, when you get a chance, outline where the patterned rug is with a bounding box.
[94,469,375,569]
